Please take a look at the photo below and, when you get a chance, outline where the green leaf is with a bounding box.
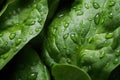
[52,64,91,80]
[0,0,48,70]
[0,46,50,80]
[0,0,15,16]
[42,0,120,80]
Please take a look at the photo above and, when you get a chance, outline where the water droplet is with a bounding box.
[88,18,92,21]
[23,38,27,42]
[94,13,101,25]
[77,11,84,16]
[93,2,100,9]
[67,58,71,63]
[108,12,113,18]
[115,50,120,57]
[99,51,105,59]
[25,20,35,26]
[63,33,69,39]
[113,58,119,64]
[15,39,22,46]
[0,33,3,37]
[70,33,77,43]
[38,18,42,23]
[85,3,89,9]
[64,22,69,28]
[9,33,16,40]
[29,31,33,35]
[105,33,113,39]
[28,72,38,80]
[35,27,40,32]
[109,1,115,7]
[58,13,64,18]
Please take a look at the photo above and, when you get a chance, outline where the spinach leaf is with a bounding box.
[42,0,120,80]
[0,0,48,70]
[52,64,91,80]
[0,46,50,80]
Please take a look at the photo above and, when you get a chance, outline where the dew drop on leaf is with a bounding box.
[9,33,16,40]
[109,1,115,7]
[63,33,69,39]
[28,72,38,80]
[70,33,77,43]
[15,39,22,46]
[94,13,101,25]
[93,2,100,9]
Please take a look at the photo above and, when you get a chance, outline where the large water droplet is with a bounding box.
[94,13,101,25]
[29,31,33,35]
[85,3,89,9]
[93,2,100,9]
[15,39,22,46]
[70,33,77,43]
[9,33,16,40]
[63,33,69,39]
[109,1,115,7]
[105,33,113,39]
[64,22,69,28]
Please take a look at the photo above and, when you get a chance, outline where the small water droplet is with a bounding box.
[9,33,16,40]
[58,13,64,18]
[35,27,40,32]
[28,72,38,80]
[109,1,115,7]
[85,3,89,9]
[115,50,120,57]
[99,51,105,59]
[15,39,22,46]
[29,31,33,35]
[93,2,100,9]
[108,12,113,18]
[38,18,42,23]
[70,33,77,43]
[113,58,119,64]
[88,18,92,21]
[94,13,101,25]
[77,11,84,16]
[63,33,69,39]
[105,33,113,39]
[23,38,27,42]
[64,22,69,28]
[67,58,71,63]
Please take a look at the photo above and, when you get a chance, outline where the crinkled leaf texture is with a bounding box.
[43,0,120,80]
[0,0,48,70]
